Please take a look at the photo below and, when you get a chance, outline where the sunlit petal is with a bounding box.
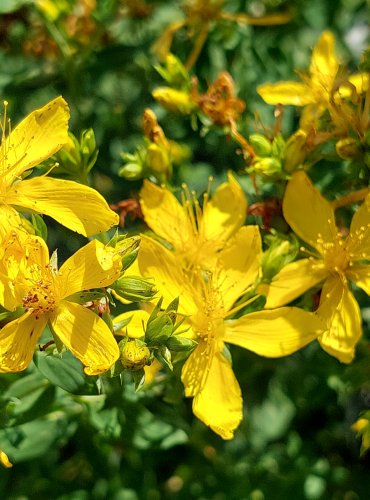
[309,31,339,83]
[7,176,118,237]
[57,239,121,299]
[138,235,198,316]
[317,276,362,363]
[50,301,119,375]
[346,193,370,261]
[201,172,247,243]
[140,179,194,249]
[1,97,69,184]
[217,226,262,312]
[224,307,323,356]
[182,341,242,439]
[257,81,312,105]
[263,258,327,308]
[283,171,337,252]
[0,312,47,373]
[347,263,370,296]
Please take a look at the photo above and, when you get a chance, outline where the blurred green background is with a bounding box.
[0,1,369,498]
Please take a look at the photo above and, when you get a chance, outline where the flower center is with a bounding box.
[321,239,349,274]
[23,281,56,318]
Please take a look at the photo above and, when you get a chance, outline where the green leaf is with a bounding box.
[33,351,97,395]
[31,214,48,241]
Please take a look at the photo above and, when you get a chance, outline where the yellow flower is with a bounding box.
[138,230,323,439]
[0,231,121,375]
[0,97,118,238]
[257,31,369,129]
[140,172,247,270]
[263,171,370,363]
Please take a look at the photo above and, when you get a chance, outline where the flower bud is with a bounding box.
[147,143,172,174]
[111,276,156,302]
[121,339,151,371]
[249,157,282,178]
[152,87,196,114]
[284,129,308,172]
[249,134,272,156]
[261,232,299,280]
[166,335,197,352]
[336,137,361,160]
[118,162,143,180]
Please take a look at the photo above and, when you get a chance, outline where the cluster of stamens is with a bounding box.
[22,281,56,318]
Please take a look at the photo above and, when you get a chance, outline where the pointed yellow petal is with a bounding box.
[346,263,370,296]
[263,258,327,308]
[309,31,339,83]
[317,276,362,363]
[50,301,119,375]
[0,313,47,373]
[224,307,323,356]
[346,194,370,261]
[140,179,194,249]
[138,235,198,316]
[7,176,118,237]
[283,171,337,252]
[201,172,247,243]
[182,341,242,439]
[57,240,121,299]
[257,82,312,106]
[217,225,262,312]
[1,97,69,184]
[114,309,150,338]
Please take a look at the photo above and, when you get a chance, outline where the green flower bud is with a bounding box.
[121,339,151,371]
[166,335,197,352]
[118,162,143,180]
[249,134,272,156]
[250,157,282,177]
[261,232,299,280]
[271,135,286,158]
[112,276,156,302]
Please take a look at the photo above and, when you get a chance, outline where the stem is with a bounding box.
[331,188,370,210]
[185,22,210,70]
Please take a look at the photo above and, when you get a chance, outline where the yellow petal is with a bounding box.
[0,312,47,373]
[346,263,370,295]
[113,309,150,338]
[224,307,323,356]
[309,31,339,83]
[201,172,247,244]
[346,73,369,95]
[283,171,337,253]
[299,103,327,130]
[217,225,262,312]
[263,258,327,308]
[346,193,370,261]
[0,205,25,239]
[317,276,362,363]
[138,235,198,316]
[182,341,242,439]
[140,179,194,250]
[57,240,121,299]
[50,301,119,375]
[257,82,312,106]
[0,449,12,468]
[6,176,118,237]
[1,97,69,184]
